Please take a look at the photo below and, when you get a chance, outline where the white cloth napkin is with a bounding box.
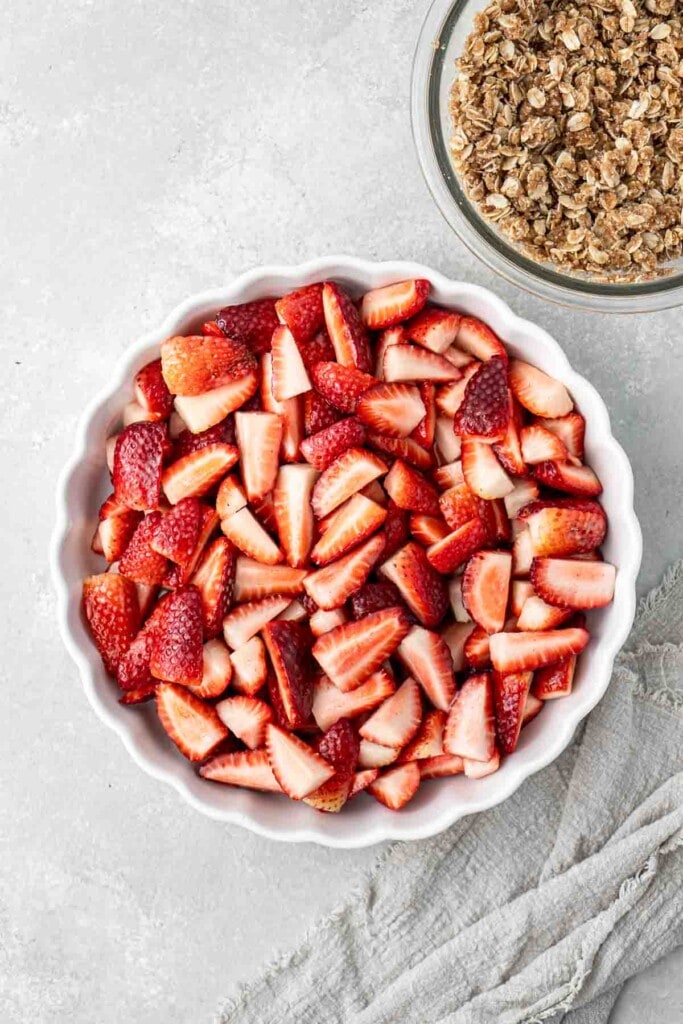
[217,564,683,1024]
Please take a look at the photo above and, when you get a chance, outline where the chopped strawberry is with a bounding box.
[349,768,380,797]
[448,575,472,623]
[260,352,304,462]
[356,382,426,438]
[270,325,312,401]
[462,550,512,633]
[419,753,465,779]
[311,361,376,413]
[190,536,236,637]
[540,412,585,461]
[511,580,534,617]
[454,316,505,360]
[434,416,462,464]
[266,724,334,800]
[464,626,491,669]
[150,497,202,564]
[221,507,283,565]
[533,656,576,699]
[322,282,373,371]
[433,461,465,490]
[366,432,435,470]
[374,326,406,379]
[262,620,314,728]
[412,382,436,448]
[464,749,500,778]
[379,500,411,560]
[368,761,420,810]
[159,504,219,587]
[300,417,366,472]
[304,534,385,610]
[97,495,142,563]
[521,499,607,556]
[296,328,337,371]
[275,283,324,344]
[493,403,526,476]
[116,599,164,691]
[222,595,291,650]
[173,420,235,461]
[520,424,569,464]
[405,305,462,354]
[533,461,603,497]
[359,677,422,748]
[504,479,540,519]
[441,621,474,672]
[398,709,446,761]
[119,513,168,585]
[384,460,440,516]
[174,371,259,434]
[409,513,450,546]
[200,749,282,791]
[303,390,342,435]
[160,334,256,396]
[148,585,204,686]
[162,443,239,505]
[516,595,571,631]
[82,573,140,675]
[312,606,411,692]
[304,718,360,812]
[309,607,348,637]
[360,279,430,329]
[462,439,514,500]
[271,463,317,568]
[156,682,228,762]
[233,557,306,603]
[427,518,490,575]
[134,358,174,418]
[215,474,247,519]
[215,297,280,355]
[234,411,282,501]
[444,673,495,761]
[512,526,534,577]
[311,447,387,518]
[493,671,532,754]
[277,599,308,623]
[398,626,456,710]
[251,491,279,536]
[383,344,461,383]
[311,493,386,565]
[186,638,233,698]
[509,359,573,418]
[358,739,401,769]
[489,627,589,673]
[530,557,616,609]
[312,670,395,731]
[349,581,406,620]
[380,541,449,627]
[522,692,544,724]
[435,362,480,416]
[229,635,268,695]
[453,356,510,442]
[113,421,168,511]
[216,695,273,749]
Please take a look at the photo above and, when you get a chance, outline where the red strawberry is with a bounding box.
[97,495,142,563]
[533,461,602,497]
[360,278,430,329]
[149,585,204,686]
[270,325,312,401]
[455,317,507,361]
[375,325,406,379]
[398,626,456,711]
[275,283,325,345]
[512,526,534,577]
[215,474,247,519]
[462,550,512,633]
[405,306,462,354]
[426,518,490,575]
[260,353,303,463]
[234,411,283,501]
[304,534,385,610]
[119,513,168,585]
[360,677,422,748]
[520,424,569,464]
[444,673,495,761]
[190,536,236,637]
[398,709,447,762]
[311,361,376,413]
[312,606,411,692]
[113,421,168,511]
[311,493,387,565]
[185,637,233,699]
[435,362,480,416]
[174,371,259,433]
[493,671,532,754]
[311,447,387,518]
[419,753,464,779]
[221,507,284,565]
[356,382,426,438]
[434,461,465,490]
[150,497,202,564]
[156,681,228,762]
[272,463,317,568]
[412,382,436,449]
[358,739,401,769]
[520,499,607,556]
[116,605,162,691]
[504,479,540,519]
[233,558,306,602]
[409,513,449,546]
[453,356,510,442]
[384,460,440,516]
[216,694,273,749]
[349,768,380,797]
[383,344,461,383]
[493,403,526,477]
[366,433,435,470]
[368,761,420,810]
[530,558,616,609]
[230,635,268,695]
[173,420,235,461]
[299,417,366,471]
[200,748,282,791]
[304,718,360,812]
[297,328,337,371]
[251,491,279,536]
[379,500,411,560]
[516,595,571,631]
[309,607,348,637]
[322,282,373,372]
[439,483,488,532]
[215,297,280,355]
[464,626,491,669]
[162,443,239,505]
[303,390,342,435]
[263,620,314,728]
[464,749,500,778]
[511,580,535,617]
[540,412,585,461]
[533,656,576,699]
[509,360,573,418]
[380,541,448,627]
[201,321,224,337]
[349,581,406,620]
[82,573,140,675]
[311,670,396,731]
[489,627,589,673]
[266,724,334,799]
[160,335,256,396]
[134,359,173,418]
[119,683,158,705]
[160,504,219,587]
[462,439,513,500]
[434,416,462,464]
[222,595,290,649]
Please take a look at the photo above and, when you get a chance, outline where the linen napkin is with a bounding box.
[217,563,683,1024]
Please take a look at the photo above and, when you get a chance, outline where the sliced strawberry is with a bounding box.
[148,585,204,686]
[522,692,544,724]
[119,513,168,585]
[462,440,513,500]
[322,281,372,371]
[82,573,140,675]
[160,334,256,396]
[360,279,430,329]
[190,536,236,637]
[383,344,461,383]
[433,461,465,489]
[533,461,602,497]
[229,635,268,695]
[462,550,512,633]
[359,677,422,748]
[464,626,491,669]
[512,526,534,577]
[455,316,507,361]
[156,681,228,762]
[97,496,142,563]
[185,638,233,698]
[216,694,273,749]
[162,443,238,505]
[312,606,411,692]
[493,671,532,754]
[419,753,465,779]
[380,541,448,627]
[303,390,341,435]
[119,683,157,705]
[368,762,420,810]
[349,581,406,620]
[533,655,576,699]
[200,749,282,791]
[113,421,168,511]
[405,305,462,354]
[310,361,375,413]
[311,493,386,565]
[509,359,573,418]
[173,420,234,460]
[434,416,462,464]
[222,595,290,649]
[493,403,526,476]
[116,602,162,691]
[516,595,572,631]
[409,513,450,546]
[304,534,385,610]
[270,325,312,401]
[356,382,426,438]
[444,344,475,368]
[311,670,395,731]
[398,626,456,711]
[489,627,589,673]
[520,424,569,464]
[453,356,510,442]
[412,382,436,449]
[358,739,401,769]
[174,371,259,433]
[443,673,495,761]
[266,724,334,799]
[379,500,411,560]
[311,447,387,518]
[233,558,306,603]
[277,599,308,623]
[270,463,317,568]
[262,620,314,728]
[134,358,173,418]
[309,607,348,637]
[427,518,490,575]
[297,328,337,372]
[275,283,324,344]
[511,580,535,617]
[384,460,440,516]
[530,557,616,609]
[435,362,480,416]
[441,621,474,672]
[216,474,247,519]
[304,718,360,812]
[221,507,283,565]
[397,709,446,761]
[504,479,540,519]
[375,326,406,379]
[464,749,500,778]
[234,411,282,502]
[521,499,607,556]
[540,412,585,461]
[260,352,304,462]
[366,433,435,470]
[349,768,380,797]
[150,497,202,564]
[299,417,366,472]
[251,491,279,536]
[215,297,279,355]
[448,576,472,623]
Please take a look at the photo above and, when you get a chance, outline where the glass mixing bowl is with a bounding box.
[411,0,683,313]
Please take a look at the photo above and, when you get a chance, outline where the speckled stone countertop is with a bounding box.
[2,1,682,1021]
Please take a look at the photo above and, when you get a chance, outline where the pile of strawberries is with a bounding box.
[82,277,616,812]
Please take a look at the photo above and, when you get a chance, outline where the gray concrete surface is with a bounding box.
[1,1,682,1021]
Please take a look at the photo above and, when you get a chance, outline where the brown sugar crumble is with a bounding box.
[448,0,683,280]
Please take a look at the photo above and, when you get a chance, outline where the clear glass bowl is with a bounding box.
[411,0,683,313]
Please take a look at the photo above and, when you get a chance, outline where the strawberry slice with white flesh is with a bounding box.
[412,381,436,449]
[200,749,282,792]
[405,306,462,354]
[397,709,446,762]
[380,541,449,627]
[233,558,307,602]
[410,514,449,546]
[309,607,348,637]
[322,282,373,372]
[511,580,534,618]
[356,383,426,437]
[435,362,479,417]
[493,406,526,477]
[522,692,544,724]
[449,575,473,622]
[271,325,312,400]
[383,344,462,383]
[434,416,462,464]
[234,411,283,502]
[311,671,396,731]
[174,371,258,434]
[216,695,273,749]
[187,638,233,699]
[155,682,228,763]
[455,317,507,361]
[493,671,532,754]
[262,620,314,728]
[465,626,491,670]
[310,493,386,565]
[453,356,510,443]
[216,475,248,520]
[540,412,585,461]
[533,461,603,497]
[260,352,304,463]
[222,595,291,649]
[366,433,435,471]
[530,558,616,609]
[443,673,496,762]
[427,518,490,575]
[221,507,284,565]
[374,326,405,379]
[520,424,569,464]
[304,534,385,610]
[311,447,387,519]
[462,440,514,500]
[349,768,380,797]
[229,635,268,695]
[275,283,325,345]
[273,463,318,567]
[97,497,142,563]
[434,461,465,490]
[384,460,440,516]
[358,740,400,769]
[533,655,576,699]
[361,278,430,329]
[504,479,540,519]
[464,749,500,778]
[462,550,512,634]
[397,626,456,711]
[509,360,573,418]
[265,724,334,800]
[162,443,238,505]
[489,628,589,673]
[521,499,606,557]
[419,754,464,779]
[368,761,421,810]
[516,595,571,631]
[441,622,475,674]
[359,677,422,748]
[312,606,411,692]
[304,718,360,813]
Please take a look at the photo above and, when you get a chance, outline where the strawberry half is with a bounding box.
[398,709,447,761]
[434,416,462,464]
[520,424,569,464]
[530,558,616,609]
[97,495,142,563]
[359,677,422,748]
[234,411,283,502]
[360,278,430,329]
[380,541,449,627]
[304,718,360,813]
[215,297,280,355]
[356,382,426,438]
[260,352,304,462]
[303,390,342,435]
[409,513,450,546]
[310,493,386,565]
[156,682,228,762]
[134,359,173,418]
[419,753,465,779]
[311,447,387,518]
[200,749,282,791]
[521,499,607,557]
[266,724,334,800]
[455,317,507,361]
[311,671,396,731]
[412,381,437,449]
[489,627,589,673]
[304,534,385,610]
[299,417,367,471]
[384,460,440,516]
[322,281,373,372]
[221,507,284,565]
[533,461,603,497]
[149,585,204,686]
[509,360,573,418]
[190,536,236,637]
[162,443,239,505]
[270,325,312,401]
[453,356,510,442]
[427,518,490,575]
[216,475,247,519]
[366,433,435,471]
[462,550,512,633]
[160,335,256,396]
[312,606,411,692]
[383,344,461,383]
[311,361,376,413]
[174,371,259,434]
[516,595,571,631]
[216,695,273,749]
[368,762,420,810]
[540,412,585,461]
[533,656,576,699]
[444,673,495,762]
[273,463,318,567]
[113,421,168,511]
[397,626,456,711]
[405,306,462,354]
[230,635,268,695]
[82,573,140,675]
[349,581,407,620]
[233,558,306,602]
[119,513,168,586]
[262,621,314,729]
[493,671,532,754]
[375,326,406,379]
[275,283,325,345]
